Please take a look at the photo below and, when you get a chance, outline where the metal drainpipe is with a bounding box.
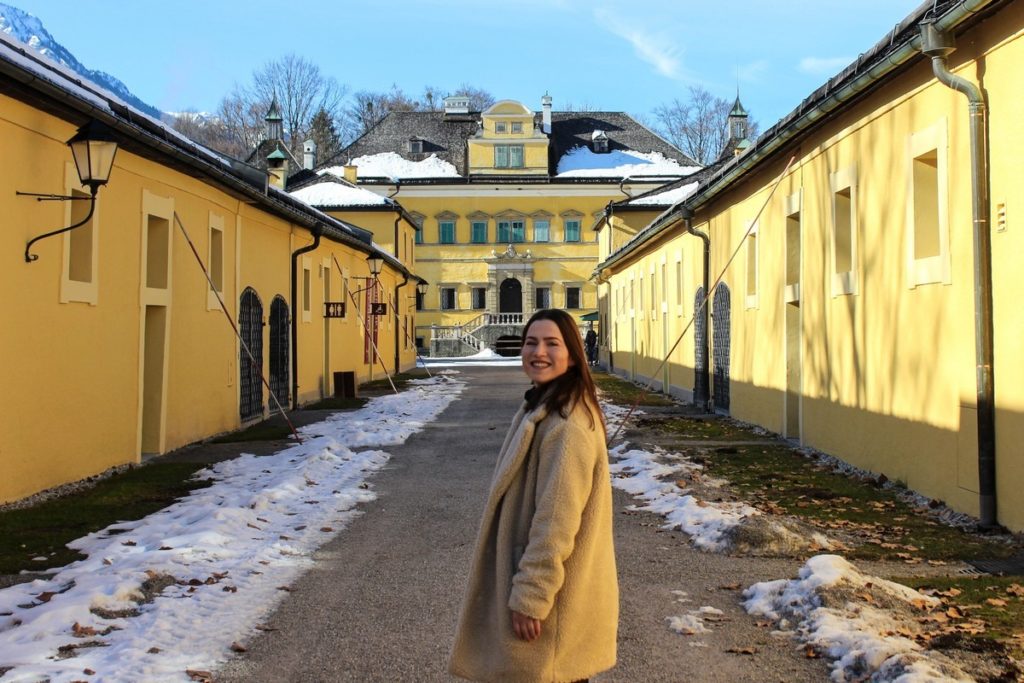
[291,227,322,410]
[680,207,711,412]
[919,19,996,528]
[394,271,410,372]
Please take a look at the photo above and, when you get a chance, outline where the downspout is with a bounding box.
[394,269,410,373]
[919,19,996,528]
[680,206,711,412]
[291,226,322,410]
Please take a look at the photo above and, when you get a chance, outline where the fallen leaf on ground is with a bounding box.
[186,670,213,682]
[230,641,247,653]
[725,647,757,655]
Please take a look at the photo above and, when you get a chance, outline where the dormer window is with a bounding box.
[409,138,423,154]
[495,122,507,133]
[592,130,609,153]
[511,121,523,134]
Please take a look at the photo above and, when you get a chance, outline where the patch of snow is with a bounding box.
[667,605,724,636]
[0,375,464,681]
[608,444,758,551]
[290,181,389,207]
[743,555,972,683]
[556,147,700,178]
[327,152,461,180]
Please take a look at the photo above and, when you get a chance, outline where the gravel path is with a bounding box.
[215,366,830,682]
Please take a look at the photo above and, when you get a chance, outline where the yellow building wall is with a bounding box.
[0,94,405,504]
[602,9,1024,529]
[467,141,549,175]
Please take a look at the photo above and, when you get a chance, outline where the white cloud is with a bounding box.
[593,8,684,80]
[799,56,852,75]
[737,59,770,83]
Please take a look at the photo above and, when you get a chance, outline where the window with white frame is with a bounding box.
[745,221,759,308]
[495,144,524,168]
[302,259,312,322]
[565,286,581,309]
[564,219,581,242]
[675,256,683,316]
[533,220,549,242]
[60,162,99,304]
[440,287,457,310]
[472,287,486,309]
[907,119,951,286]
[498,220,525,243]
[511,121,523,134]
[207,214,224,309]
[495,121,507,133]
[471,221,488,243]
[439,220,456,244]
[830,167,858,296]
[536,287,550,309]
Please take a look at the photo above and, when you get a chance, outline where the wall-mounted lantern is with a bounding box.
[366,254,385,278]
[21,120,119,262]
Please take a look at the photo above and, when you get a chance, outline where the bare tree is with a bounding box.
[653,86,758,165]
[169,110,247,158]
[344,85,421,138]
[452,83,495,111]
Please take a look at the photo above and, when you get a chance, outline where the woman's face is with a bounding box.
[522,319,574,385]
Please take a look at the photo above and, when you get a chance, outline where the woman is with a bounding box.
[450,309,618,683]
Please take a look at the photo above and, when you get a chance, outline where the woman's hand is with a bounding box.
[511,610,542,642]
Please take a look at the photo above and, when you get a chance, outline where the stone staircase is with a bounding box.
[427,312,526,357]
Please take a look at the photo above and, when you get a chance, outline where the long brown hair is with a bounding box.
[522,309,604,432]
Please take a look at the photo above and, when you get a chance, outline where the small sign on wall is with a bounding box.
[370,303,387,316]
[324,301,346,318]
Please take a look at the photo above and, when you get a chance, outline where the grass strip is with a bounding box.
[593,371,676,407]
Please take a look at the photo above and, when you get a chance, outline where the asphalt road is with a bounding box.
[216,366,830,682]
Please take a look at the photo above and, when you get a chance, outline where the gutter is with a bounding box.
[291,227,322,409]
[919,19,997,528]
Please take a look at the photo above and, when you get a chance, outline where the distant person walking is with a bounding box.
[450,308,618,683]
[584,325,598,366]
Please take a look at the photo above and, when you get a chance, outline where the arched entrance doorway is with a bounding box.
[693,287,709,405]
[712,284,731,413]
[239,287,264,421]
[499,277,522,313]
[268,295,289,409]
[495,335,523,357]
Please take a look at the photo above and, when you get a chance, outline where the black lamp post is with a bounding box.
[22,120,119,262]
[366,254,384,278]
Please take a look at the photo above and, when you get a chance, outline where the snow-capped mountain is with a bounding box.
[0,2,163,119]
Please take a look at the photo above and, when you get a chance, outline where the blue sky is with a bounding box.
[17,0,922,128]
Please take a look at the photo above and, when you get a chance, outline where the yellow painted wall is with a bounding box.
[0,94,406,504]
[601,9,1024,529]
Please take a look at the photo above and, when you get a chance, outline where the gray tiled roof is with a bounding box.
[324,109,697,178]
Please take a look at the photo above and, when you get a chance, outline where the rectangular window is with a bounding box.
[745,221,758,308]
[440,287,456,310]
[495,121,507,133]
[907,120,950,286]
[209,224,224,294]
[472,287,486,310]
[533,220,549,242]
[498,220,525,243]
[67,188,94,284]
[511,121,523,134]
[536,287,550,309]
[675,258,683,316]
[566,287,581,309]
[471,221,488,243]
[414,227,423,244]
[495,144,524,168]
[830,169,857,296]
[303,267,311,313]
[913,152,940,259]
[146,215,170,290]
[439,220,455,244]
[564,220,581,242]
[416,290,424,311]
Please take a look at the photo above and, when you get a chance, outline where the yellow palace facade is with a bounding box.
[597,0,1024,531]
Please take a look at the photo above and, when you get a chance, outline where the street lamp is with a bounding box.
[22,120,119,262]
[416,281,428,296]
[366,254,384,278]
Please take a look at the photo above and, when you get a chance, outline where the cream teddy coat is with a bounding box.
[449,396,618,682]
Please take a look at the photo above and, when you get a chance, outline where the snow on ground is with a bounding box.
[667,605,725,636]
[608,443,758,551]
[323,152,461,180]
[555,147,700,178]
[419,349,522,367]
[0,375,464,682]
[743,555,974,683]
[289,180,389,207]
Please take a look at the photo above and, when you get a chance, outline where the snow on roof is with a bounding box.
[556,146,700,178]
[329,152,461,180]
[627,181,700,207]
[291,179,389,207]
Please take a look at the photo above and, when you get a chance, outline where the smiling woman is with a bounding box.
[450,308,617,682]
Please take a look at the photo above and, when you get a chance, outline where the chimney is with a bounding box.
[343,164,358,183]
[303,139,317,170]
[541,93,552,134]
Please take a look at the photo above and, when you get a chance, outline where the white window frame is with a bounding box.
[302,256,313,322]
[535,286,551,309]
[745,220,759,309]
[829,166,858,297]
[906,118,951,287]
[207,212,225,310]
[565,285,582,310]
[60,162,100,305]
[440,286,457,311]
[511,121,523,134]
[784,190,802,304]
[533,220,550,242]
